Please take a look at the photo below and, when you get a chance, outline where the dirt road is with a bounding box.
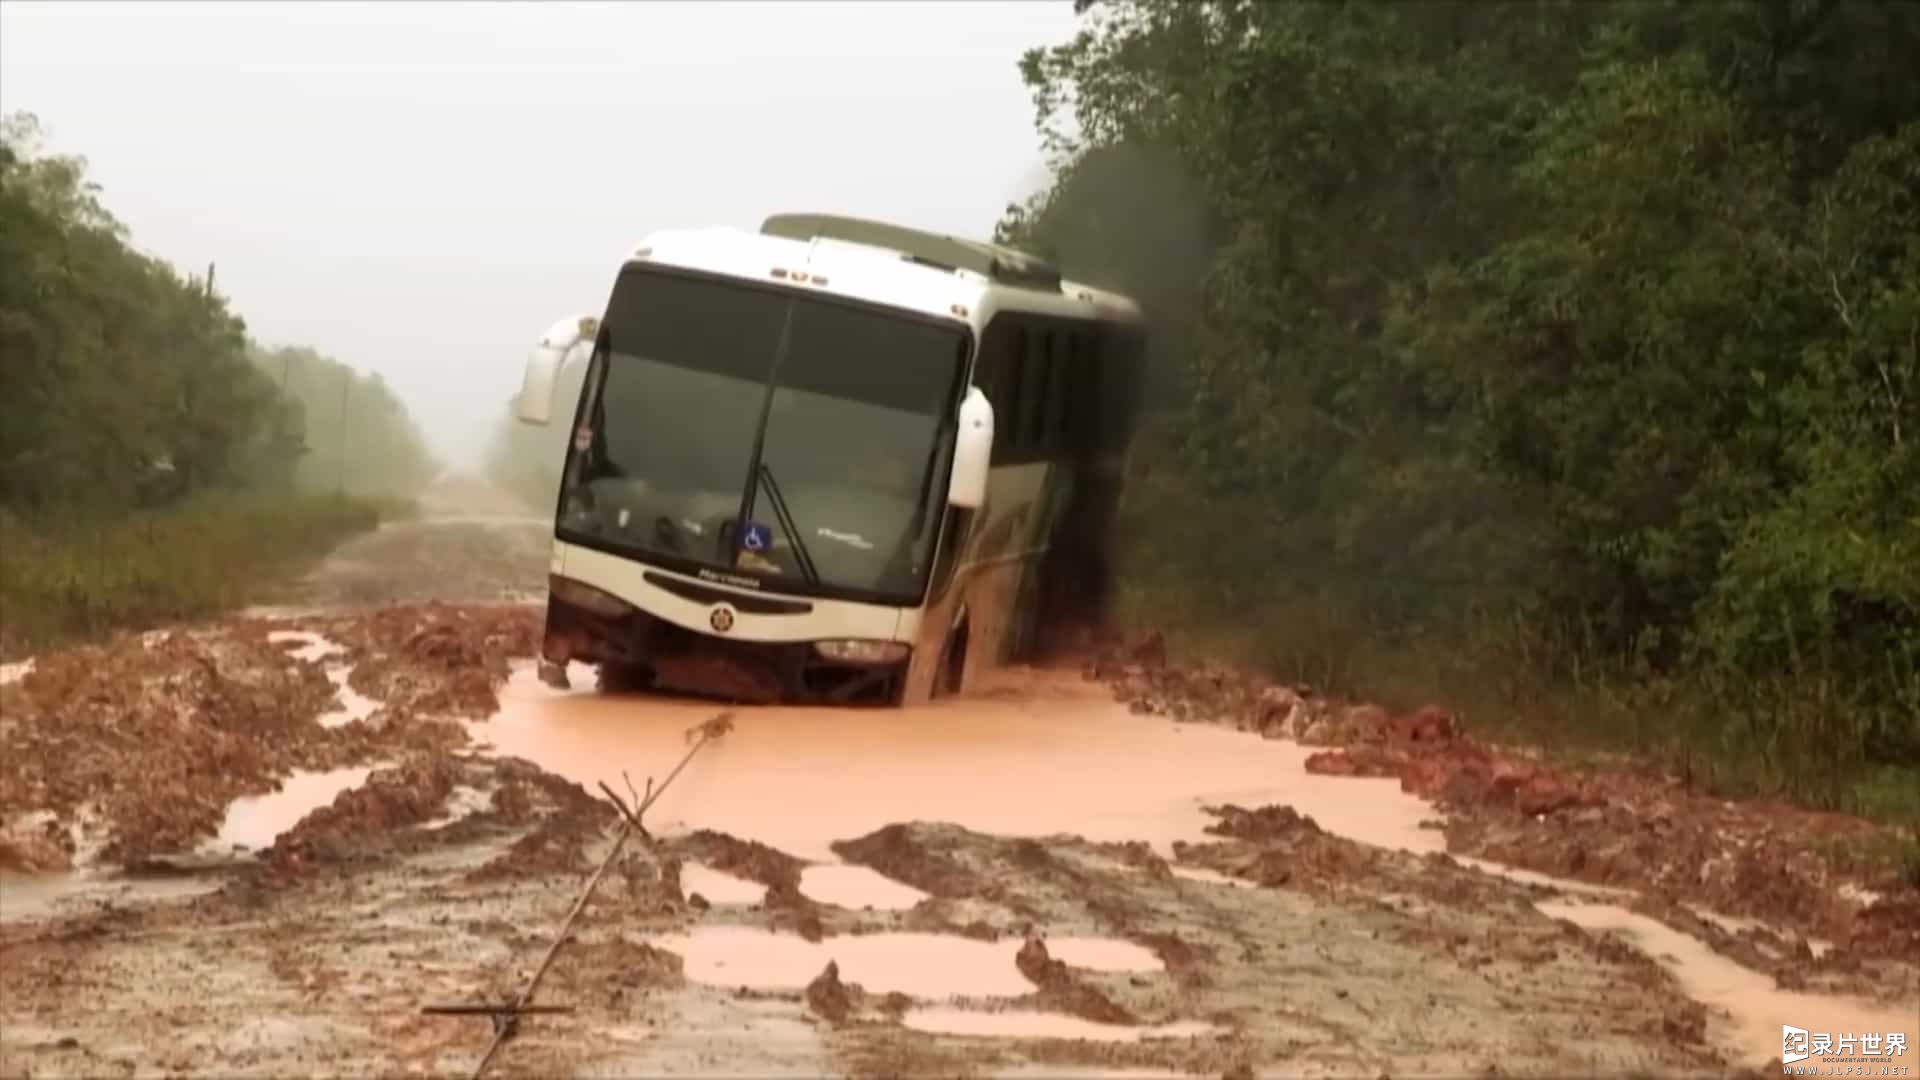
[2,477,1914,1078]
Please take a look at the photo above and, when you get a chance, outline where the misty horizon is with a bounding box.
[0,0,1076,470]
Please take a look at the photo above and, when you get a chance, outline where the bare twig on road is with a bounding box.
[426,709,736,1080]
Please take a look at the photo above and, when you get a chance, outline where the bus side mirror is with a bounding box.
[517,314,599,425]
[948,386,994,509]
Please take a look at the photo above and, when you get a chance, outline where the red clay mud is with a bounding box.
[829,824,991,900]
[466,784,613,884]
[2,490,1908,1078]
[672,829,807,891]
[0,626,452,864]
[1015,934,1137,1025]
[265,757,458,869]
[1098,639,1920,964]
[804,960,863,1024]
[327,602,542,719]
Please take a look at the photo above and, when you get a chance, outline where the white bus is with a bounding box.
[513,212,1148,706]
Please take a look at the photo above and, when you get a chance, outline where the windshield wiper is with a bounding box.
[756,462,819,586]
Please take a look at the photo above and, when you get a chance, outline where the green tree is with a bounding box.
[1004,0,1920,798]
[1,111,436,514]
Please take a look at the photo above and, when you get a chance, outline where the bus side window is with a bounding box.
[975,316,1020,465]
[1050,329,1080,450]
[1067,322,1098,449]
[1022,326,1052,454]
[1003,321,1029,462]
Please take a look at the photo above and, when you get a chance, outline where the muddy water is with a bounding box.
[904,1007,1217,1043]
[269,630,340,664]
[209,765,379,851]
[267,631,382,728]
[651,926,1164,999]
[1684,902,1836,959]
[486,662,1440,1038]
[681,862,766,905]
[798,864,929,910]
[421,785,494,832]
[1538,900,1912,1068]
[0,869,222,924]
[476,662,1440,862]
[318,675,381,729]
[1452,855,1635,898]
[477,661,1916,1063]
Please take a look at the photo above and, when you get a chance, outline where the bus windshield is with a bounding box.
[557,267,970,603]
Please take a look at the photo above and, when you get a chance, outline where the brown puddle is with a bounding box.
[477,660,1914,1068]
[681,862,766,905]
[268,631,381,728]
[647,926,1162,1000]
[904,1006,1217,1043]
[474,661,1440,861]
[209,765,380,851]
[797,864,929,910]
[0,869,223,924]
[1537,899,1913,1069]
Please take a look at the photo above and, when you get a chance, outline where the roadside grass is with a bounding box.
[0,491,397,658]
[1110,569,1920,854]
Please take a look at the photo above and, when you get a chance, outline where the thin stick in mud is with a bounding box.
[428,710,736,1080]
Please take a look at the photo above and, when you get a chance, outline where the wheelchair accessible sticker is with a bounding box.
[739,520,772,554]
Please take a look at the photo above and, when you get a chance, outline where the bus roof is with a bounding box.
[760,212,1064,292]
[624,215,1143,333]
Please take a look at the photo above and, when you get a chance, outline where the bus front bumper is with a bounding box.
[539,583,909,706]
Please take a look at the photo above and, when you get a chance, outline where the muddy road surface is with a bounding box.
[2,477,1915,1078]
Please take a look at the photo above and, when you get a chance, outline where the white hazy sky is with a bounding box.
[0,0,1079,467]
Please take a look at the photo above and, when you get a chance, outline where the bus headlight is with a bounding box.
[549,575,634,619]
[814,639,909,665]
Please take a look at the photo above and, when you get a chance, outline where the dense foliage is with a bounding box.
[0,112,436,512]
[0,112,435,650]
[1000,0,1919,806]
[251,343,437,500]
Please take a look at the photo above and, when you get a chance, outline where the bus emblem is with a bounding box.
[709,606,735,633]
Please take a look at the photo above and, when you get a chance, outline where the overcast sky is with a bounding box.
[0,0,1080,467]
